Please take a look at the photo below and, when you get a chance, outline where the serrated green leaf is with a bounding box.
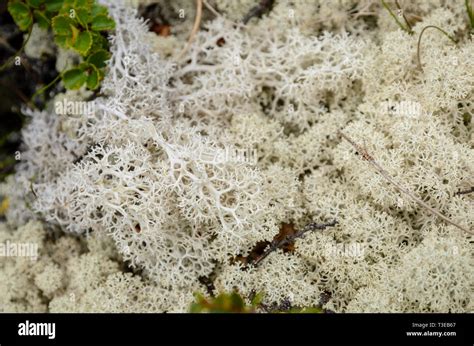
[52,15,74,35]
[90,31,109,52]
[51,15,80,48]
[62,67,87,89]
[86,63,100,90]
[91,14,115,31]
[76,8,92,27]
[34,10,51,29]
[8,1,33,31]
[72,30,92,55]
[54,35,68,48]
[87,49,110,68]
[58,0,75,16]
[45,0,63,12]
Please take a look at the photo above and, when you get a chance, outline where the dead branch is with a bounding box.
[251,220,338,267]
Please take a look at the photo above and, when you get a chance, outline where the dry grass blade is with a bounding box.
[176,0,203,61]
[338,130,473,236]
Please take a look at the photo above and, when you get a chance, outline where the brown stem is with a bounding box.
[252,220,338,267]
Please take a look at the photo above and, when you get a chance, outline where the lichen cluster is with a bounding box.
[0,0,472,313]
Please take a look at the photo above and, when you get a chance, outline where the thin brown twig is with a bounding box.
[251,220,338,267]
[455,187,474,196]
[175,0,203,61]
[338,130,473,236]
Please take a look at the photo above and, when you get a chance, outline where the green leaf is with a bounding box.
[229,292,245,310]
[26,0,42,8]
[57,0,75,16]
[52,15,75,36]
[251,292,264,306]
[76,8,92,27]
[91,3,108,17]
[34,10,51,29]
[72,30,92,55]
[90,32,109,52]
[74,0,93,10]
[67,24,80,46]
[57,20,80,49]
[62,67,87,89]
[8,1,33,31]
[86,63,100,90]
[91,14,115,31]
[87,49,110,68]
[45,0,63,12]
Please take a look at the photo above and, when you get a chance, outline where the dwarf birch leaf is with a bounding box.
[72,30,92,55]
[91,14,115,31]
[8,1,33,31]
[62,67,87,89]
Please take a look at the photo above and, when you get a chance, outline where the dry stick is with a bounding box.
[338,131,473,236]
[251,220,338,267]
[175,0,203,61]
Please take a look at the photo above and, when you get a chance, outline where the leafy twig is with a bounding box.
[417,25,457,71]
[251,220,338,267]
[338,130,473,236]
